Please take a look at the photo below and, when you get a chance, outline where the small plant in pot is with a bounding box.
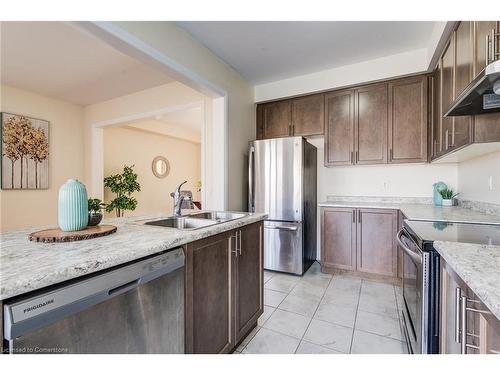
[439,188,459,207]
[88,198,106,226]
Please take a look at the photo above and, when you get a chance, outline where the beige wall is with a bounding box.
[457,150,500,205]
[103,126,200,217]
[99,22,255,211]
[0,85,85,232]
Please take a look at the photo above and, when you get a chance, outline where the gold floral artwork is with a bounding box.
[1,113,49,189]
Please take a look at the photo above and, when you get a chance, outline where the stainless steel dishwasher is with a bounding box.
[3,248,184,354]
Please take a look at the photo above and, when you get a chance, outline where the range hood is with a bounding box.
[445,60,500,117]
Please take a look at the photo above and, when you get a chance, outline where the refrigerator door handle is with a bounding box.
[264,223,299,231]
[248,145,255,212]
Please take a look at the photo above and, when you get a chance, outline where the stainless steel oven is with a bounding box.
[397,226,439,354]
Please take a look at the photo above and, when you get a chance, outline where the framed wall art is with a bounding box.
[1,112,49,190]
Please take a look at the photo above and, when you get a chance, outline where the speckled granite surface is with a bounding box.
[433,241,500,321]
[0,212,266,300]
[319,196,500,225]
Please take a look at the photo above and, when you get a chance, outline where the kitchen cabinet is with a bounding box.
[388,76,428,163]
[453,21,473,150]
[440,260,500,354]
[356,208,398,277]
[474,21,499,76]
[321,207,356,271]
[324,90,355,166]
[355,84,388,165]
[184,221,263,354]
[441,38,455,153]
[259,100,292,139]
[234,222,264,343]
[291,94,324,136]
[431,65,443,159]
[320,207,398,279]
[256,94,324,139]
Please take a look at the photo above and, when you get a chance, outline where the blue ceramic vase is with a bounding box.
[58,179,89,231]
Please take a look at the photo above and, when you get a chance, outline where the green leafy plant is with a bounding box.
[439,188,459,200]
[104,165,141,217]
[88,198,106,214]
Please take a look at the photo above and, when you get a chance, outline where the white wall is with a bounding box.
[457,151,500,205]
[255,49,428,102]
[307,138,458,201]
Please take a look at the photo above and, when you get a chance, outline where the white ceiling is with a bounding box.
[177,21,438,84]
[1,22,174,106]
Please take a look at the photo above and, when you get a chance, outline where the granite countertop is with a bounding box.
[433,241,500,321]
[0,211,267,301]
[318,199,500,225]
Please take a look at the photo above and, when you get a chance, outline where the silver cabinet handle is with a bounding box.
[231,233,238,257]
[238,230,242,256]
[455,287,462,343]
[460,296,468,354]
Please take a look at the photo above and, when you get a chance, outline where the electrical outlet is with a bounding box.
[489,176,494,191]
[383,181,389,190]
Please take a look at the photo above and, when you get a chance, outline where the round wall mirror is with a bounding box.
[152,156,170,179]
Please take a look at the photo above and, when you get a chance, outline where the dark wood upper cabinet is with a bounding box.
[184,231,233,354]
[453,21,473,149]
[261,100,292,139]
[291,94,324,136]
[441,39,455,152]
[356,208,398,278]
[431,65,443,159]
[324,90,355,166]
[388,76,428,163]
[234,222,263,343]
[474,21,499,76]
[320,207,357,271]
[355,83,388,165]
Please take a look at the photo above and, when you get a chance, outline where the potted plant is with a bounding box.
[88,198,106,226]
[104,165,141,217]
[439,188,459,207]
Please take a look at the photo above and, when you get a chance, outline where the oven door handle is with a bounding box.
[397,229,422,265]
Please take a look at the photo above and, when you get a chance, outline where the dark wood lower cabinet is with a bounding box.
[184,221,263,354]
[321,207,398,280]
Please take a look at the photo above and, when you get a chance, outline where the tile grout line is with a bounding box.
[348,278,363,353]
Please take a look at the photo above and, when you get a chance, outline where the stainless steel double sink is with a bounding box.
[143,211,247,230]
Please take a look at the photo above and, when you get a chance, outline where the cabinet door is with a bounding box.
[234,222,264,343]
[256,104,264,140]
[185,232,233,354]
[474,21,499,76]
[324,90,355,166]
[441,39,455,152]
[355,84,388,164]
[292,94,324,136]
[356,208,397,277]
[440,263,466,354]
[432,65,443,159]
[321,207,356,271]
[388,76,428,163]
[453,22,473,149]
[261,101,292,139]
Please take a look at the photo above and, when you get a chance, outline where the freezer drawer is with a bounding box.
[264,221,303,275]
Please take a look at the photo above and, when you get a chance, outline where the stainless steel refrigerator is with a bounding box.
[248,137,317,275]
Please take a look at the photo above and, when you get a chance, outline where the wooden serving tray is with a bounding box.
[29,225,117,243]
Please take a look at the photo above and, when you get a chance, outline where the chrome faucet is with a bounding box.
[170,181,188,217]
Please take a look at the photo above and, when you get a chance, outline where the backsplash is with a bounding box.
[457,199,500,216]
[325,195,433,205]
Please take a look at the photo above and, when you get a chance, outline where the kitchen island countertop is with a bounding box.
[0,211,266,301]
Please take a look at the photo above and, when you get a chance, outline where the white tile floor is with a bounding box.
[235,261,408,354]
